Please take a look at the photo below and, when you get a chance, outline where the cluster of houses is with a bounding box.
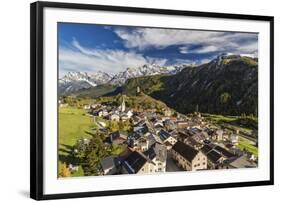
[89,97,133,122]
[76,96,258,176]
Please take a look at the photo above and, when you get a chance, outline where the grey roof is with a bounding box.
[143,147,157,160]
[228,155,257,168]
[201,144,235,159]
[201,145,214,154]
[122,151,147,174]
[189,127,202,135]
[207,150,222,163]
[214,145,235,158]
[105,131,126,144]
[185,137,202,147]
[100,156,118,171]
[172,141,198,162]
[159,129,171,141]
[134,124,149,135]
[146,134,156,148]
[144,143,167,162]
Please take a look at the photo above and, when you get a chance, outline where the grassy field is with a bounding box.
[203,113,257,135]
[203,113,258,158]
[58,106,95,177]
[237,137,258,158]
[59,107,95,154]
[58,106,128,177]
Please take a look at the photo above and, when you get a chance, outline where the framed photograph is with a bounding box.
[30,1,274,200]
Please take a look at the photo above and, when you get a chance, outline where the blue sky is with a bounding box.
[59,23,258,77]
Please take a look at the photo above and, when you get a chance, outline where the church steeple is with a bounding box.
[136,86,141,95]
[121,95,126,112]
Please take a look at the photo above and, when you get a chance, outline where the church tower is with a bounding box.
[136,86,141,95]
[121,96,126,112]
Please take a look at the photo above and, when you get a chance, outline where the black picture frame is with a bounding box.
[30,1,274,200]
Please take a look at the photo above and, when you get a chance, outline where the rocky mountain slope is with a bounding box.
[123,55,258,115]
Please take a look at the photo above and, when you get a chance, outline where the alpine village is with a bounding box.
[58,54,258,177]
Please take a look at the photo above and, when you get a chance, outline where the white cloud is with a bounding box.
[193,45,219,53]
[174,58,212,66]
[179,40,257,55]
[179,46,189,54]
[235,41,258,55]
[199,58,212,64]
[146,57,167,66]
[114,27,258,55]
[59,39,168,76]
[114,28,222,50]
[173,58,194,65]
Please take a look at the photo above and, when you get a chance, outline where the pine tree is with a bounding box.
[83,136,109,176]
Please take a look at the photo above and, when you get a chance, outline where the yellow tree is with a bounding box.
[60,163,71,177]
[109,121,119,132]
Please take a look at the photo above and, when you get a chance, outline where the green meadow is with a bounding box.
[58,107,95,177]
[237,137,258,158]
[58,106,128,177]
[59,107,94,154]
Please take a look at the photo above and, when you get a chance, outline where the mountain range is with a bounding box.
[59,64,187,94]
[59,54,258,115]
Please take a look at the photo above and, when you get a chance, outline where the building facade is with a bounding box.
[171,141,207,171]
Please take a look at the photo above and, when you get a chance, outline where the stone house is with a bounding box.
[171,141,207,171]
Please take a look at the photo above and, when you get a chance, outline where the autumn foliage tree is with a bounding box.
[60,162,71,177]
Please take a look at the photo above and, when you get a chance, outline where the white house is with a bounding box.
[110,113,120,122]
[230,133,239,145]
[83,105,91,110]
[134,137,149,152]
[158,129,177,147]
[98,110,108,117]
[126,110,133,118]
[164,109,172,117]
[121,145,167,175]
[215,129,224,141]
[143,143,167,172]
[91,104,100,109]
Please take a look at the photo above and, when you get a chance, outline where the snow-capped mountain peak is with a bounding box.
[59,71,113,94]
[59,64,187,94]
[109,64,185,86]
